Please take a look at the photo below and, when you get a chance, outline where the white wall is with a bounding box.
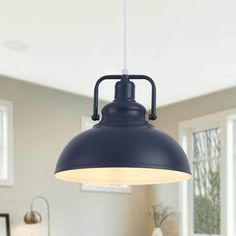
[0,76,149,236]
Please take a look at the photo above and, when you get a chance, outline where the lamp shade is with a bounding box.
[55,75,191,185]
[24,211,42,224]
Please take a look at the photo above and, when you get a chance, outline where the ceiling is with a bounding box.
[0,0,235,108]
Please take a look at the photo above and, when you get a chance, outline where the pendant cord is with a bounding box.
[122,0,128,75]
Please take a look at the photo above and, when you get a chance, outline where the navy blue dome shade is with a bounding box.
[55,75,191,185]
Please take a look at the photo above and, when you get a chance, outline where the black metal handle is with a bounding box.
[129,75,157,120]
[91,75,122,121]
[91,75,157,121]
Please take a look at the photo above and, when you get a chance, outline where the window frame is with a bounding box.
[0,99,13,186]
[179,108,236,236]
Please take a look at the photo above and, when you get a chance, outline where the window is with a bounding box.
[179,109,236,236]
[193,128,221,235]
[0,100,13,186]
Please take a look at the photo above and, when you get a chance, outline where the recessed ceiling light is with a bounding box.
[3,40,30,52]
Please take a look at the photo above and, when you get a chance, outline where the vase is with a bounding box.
[151,227,163,236]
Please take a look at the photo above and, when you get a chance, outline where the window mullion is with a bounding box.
[217,119,226,236]
[225,118,235,236]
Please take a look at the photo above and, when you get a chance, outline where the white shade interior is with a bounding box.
[55,168,191,185]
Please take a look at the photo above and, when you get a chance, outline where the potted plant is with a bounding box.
[149,204,176,236]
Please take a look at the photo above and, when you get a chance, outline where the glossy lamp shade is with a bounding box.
[55,75,191,185]
[24,211,42,224]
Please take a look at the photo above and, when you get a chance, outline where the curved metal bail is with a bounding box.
[91,75,157,121]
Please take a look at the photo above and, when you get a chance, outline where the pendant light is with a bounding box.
[54,0,191,185]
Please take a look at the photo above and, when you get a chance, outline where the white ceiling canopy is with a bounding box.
[0,0,235,108]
